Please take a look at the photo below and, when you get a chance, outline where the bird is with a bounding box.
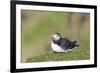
[51,33,80,53]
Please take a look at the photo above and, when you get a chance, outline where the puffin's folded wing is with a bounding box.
[59,38,71,50]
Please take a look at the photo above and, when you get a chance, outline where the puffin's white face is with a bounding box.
[52,33,61,41]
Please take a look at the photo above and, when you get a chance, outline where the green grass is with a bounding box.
[26,40,90,62]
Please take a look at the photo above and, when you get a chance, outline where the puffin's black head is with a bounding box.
[55,33,61,37]
[51,33,61,41]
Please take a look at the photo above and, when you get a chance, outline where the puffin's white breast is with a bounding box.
[51,42,65,52]
[51,42,73,52]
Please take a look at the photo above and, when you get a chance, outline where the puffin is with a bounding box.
[51,33,80,52]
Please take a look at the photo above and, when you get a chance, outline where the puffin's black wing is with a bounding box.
[59,38,72,50]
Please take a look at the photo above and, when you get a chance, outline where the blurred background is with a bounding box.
[21,10,90,63]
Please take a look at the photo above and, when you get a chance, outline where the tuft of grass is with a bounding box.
[26,41,90,63]
[26,51,89,63]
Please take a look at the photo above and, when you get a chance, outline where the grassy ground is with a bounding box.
[26,40,90,62]
[21,10,90,63]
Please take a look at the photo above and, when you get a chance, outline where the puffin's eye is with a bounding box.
[56,35,58,37]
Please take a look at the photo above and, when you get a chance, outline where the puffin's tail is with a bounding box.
[72,41,77,43]
[72,41,80,47]
[75,44,80,47]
